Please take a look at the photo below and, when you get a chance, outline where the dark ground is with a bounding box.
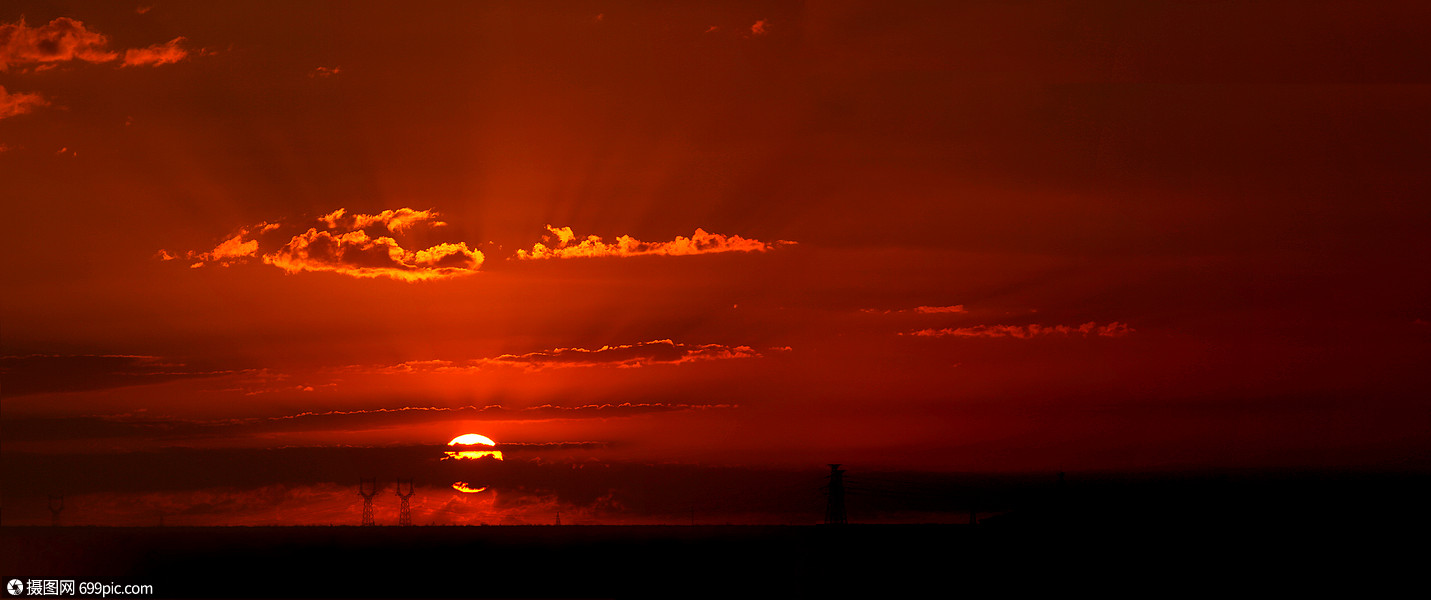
[3,471,1426,598]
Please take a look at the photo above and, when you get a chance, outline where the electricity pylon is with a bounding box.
[824,464,847,525]
[359,478,378,526]
[48,494,64,527]
[395,478,414,526]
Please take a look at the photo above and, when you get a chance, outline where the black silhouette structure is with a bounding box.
[47,494,64,527]
[359,478,378,527]
[395,478,414,526]
[824,464,847,525]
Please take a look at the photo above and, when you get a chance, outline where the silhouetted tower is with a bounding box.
[555,511,561,526]
[48,494,64,527]
[359,478,378,526]
[395,478,414,526]
[824,464,847,525]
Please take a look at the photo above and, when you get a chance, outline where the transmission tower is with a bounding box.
[824,464,847,525]
[359,478,378,526]
[395,478,414,526]
[48,494,64,527]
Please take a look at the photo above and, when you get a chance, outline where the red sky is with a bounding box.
[2,1,1429,525]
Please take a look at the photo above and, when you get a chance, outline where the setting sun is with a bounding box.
[444,433,503,462]
[448,433,496,446]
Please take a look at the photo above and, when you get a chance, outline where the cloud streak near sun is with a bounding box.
[267,208,483,281]
[517,225,790,260]
[356,340,779,374]
[165,209,483,282]
[165,212,789,281]
[484,340,771,370]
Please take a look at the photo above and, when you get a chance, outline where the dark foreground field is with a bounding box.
[2,520,1422,598]
[4,472,1427,598]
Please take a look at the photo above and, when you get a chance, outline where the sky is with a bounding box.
[2,1,1429,526]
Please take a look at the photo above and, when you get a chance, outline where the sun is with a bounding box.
[448,433,496,446]
[446,433,502,494]
[444,433,503,461]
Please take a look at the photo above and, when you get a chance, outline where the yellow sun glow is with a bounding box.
[443,433,503,461]
[451,482,487,493]
[449,433,496,446]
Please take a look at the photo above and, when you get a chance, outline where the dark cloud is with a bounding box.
[863,305,967,315]
[0,446,835,525]
[0,403,735,442]
[0,355,229,397]
[909,322,1134,339]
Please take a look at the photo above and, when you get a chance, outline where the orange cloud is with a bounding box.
[1,17,192,72]
[0,85,49,120]
[171,223,278,268]
[516,225,790,260]
[908,322,1134,339]
[121,37,188,67]
[317,207,445,233]
[166,209,482,282]
[0,17,117,71]
[344,342,771,373]
[751,20,769,35]
[309,66,341,78]
[915,305,968,314]
[265,229,481,282]
[484,340,767,370]
[863,305,967,315]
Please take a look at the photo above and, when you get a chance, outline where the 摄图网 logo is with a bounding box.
[6,580,23,596]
